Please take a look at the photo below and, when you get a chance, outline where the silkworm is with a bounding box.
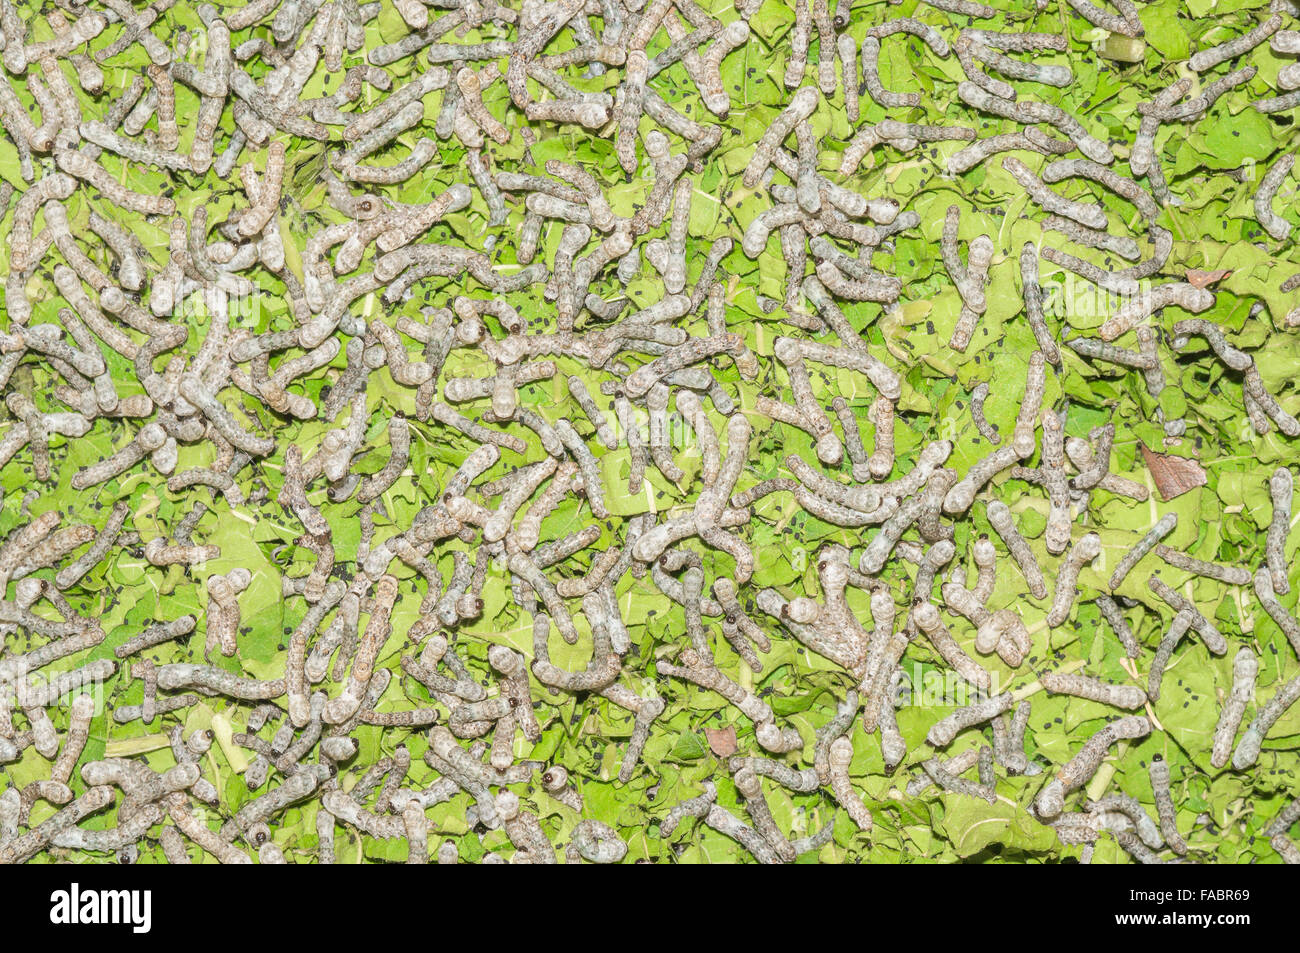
[968,384,1000,445]
[624,333,747,399]
[1086,794,1164,850]
[1063,0,1142,35]
[906,749,981,798]
[743,86,819,188]
[1041,671,1146,709]
[1153,545,1251,586]
[1232,673,1300,769]
[112,616,197,660]
[1066,337,1151,369]
[1265,467,1294,595]
[1043,533,1101,626]
[927,692,1013,748]
[1253,568,1300,656]
[1015,243,1062,365]
[0,786,115,865]
[1148,575,1227,655]
[959,83,1112,164]
[1145,608,1193,703]
[1035,716,1150,819]
[54,149,175,217]
[984,500,1048,599]
[822,737,873,831]
[947,130,1069,175]
[1243,367,1300,436]
[156,664,285,700]
[1210,647,1259,770]
[911,603,992,692]
[1255,153,1295,241]
[860,36,920,109]
[1270,832,1300,864]
[1153,59,1256,120]
[1266,795,1300,840]
[1086,596,1139,659]
[731,767,796,861]
[1193,14,1285,72]
[920,754,997,803]
[657,648,798,754]
[564,818,626,864]
[8,173,75,273]
[1003,157,1108,230]
[967,32,1073,85]
[1102,510,1175,590]
[1102,281,1216,341]
[947,235,993,351]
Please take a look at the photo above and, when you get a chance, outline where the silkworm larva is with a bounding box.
[156,664,285,700]
[1086,794,1164,850]
[54,149,175,217]
[1003,157,1108,230]
[1265,467,1294,595]
[1254,153,1294,241]
[1211,647,1259,770]
[742,86,819,188]
[1232,673,1300,770]
[1066,337,1151,369]
[1272,834,1300,864]
[568,818,627,864]
[959,83,1112,164]
[1084,596,1139,660]
[113,616,197,660]
[1062,0,1142,35]
[1266,795,1300,838]
[733,767,797,861]
[1191,12,1282,70]
[1169,318,1253,374]
[939,442,1019,517]
[1099,283,1216,342]
[970,31,1073,85]
[1153,545,1251,586]
[825,737,872,831]
[906,749,982,798]
[1036,716,1150,818]
[983,500,1048,599]
[927,692,1012,748]
[624,334,746,399]
[1243,367,1300,436]
[909,602,991,692]
[859,35,920,110]
[1045,533,1102,627]
[948,233,993,351]
[1041,671,1146,710]
[919,755,997,804]
[1253,568,1300,656]
[1004,349,1045,461]
[959,383,998,447]
[0,786,115,865]
[1110,513,1177,591]
[1015,244,1062,367]
[1148,575,1227,655]
[1146,608,1194,703]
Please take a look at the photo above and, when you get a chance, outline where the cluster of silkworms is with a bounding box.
[0,0,1297,866]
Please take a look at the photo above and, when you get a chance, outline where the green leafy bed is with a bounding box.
[0,0,1298,865]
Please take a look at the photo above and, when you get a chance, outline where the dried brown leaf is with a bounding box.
[705,726,738,757]
[1140,442,1207,501]
[1186,269,1232,289]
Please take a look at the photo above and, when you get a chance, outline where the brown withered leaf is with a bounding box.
[1140,442,1207,501]
[1185,269,1232,289]
[705,726,738,758]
